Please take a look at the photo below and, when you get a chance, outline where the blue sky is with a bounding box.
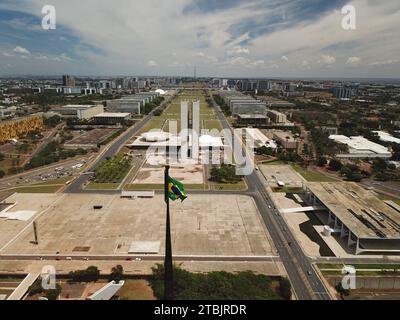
[0,0,399,77]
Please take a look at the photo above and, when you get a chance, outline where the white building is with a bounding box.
[245,128,277,151]
[329,135,392,159]
[373,131,400,144]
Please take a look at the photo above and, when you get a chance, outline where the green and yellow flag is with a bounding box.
[167,176,187,202]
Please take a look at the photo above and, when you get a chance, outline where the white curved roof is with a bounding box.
[142,131,170,142]
[155,89,166,95]
[199,135,224,147]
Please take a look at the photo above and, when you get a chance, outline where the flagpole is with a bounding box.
[164,165,174,300]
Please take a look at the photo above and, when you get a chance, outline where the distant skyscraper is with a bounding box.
[62,75,75,87]
[333,86,357,99]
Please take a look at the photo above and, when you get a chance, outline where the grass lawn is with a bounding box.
[32,177,72,186]
[141,90,223,135]
[292,165,337,182]
[271,187,304,193]
[318,263,400,270]
[85,183,120,190]
[211,180,247,191]
[118,280,156,300]
[2,185,63,193]
[261,160,287,166]
[376,193,400,206]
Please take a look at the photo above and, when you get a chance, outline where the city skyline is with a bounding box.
[0,0,399,78]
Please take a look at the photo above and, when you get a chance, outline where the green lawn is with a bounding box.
[85,183,120,190]
[271,187,304,193]
[292,165,337,182]
[211,180,247,191]
[377,193,400,206]
[261,160,287,166]
[318,263,400,270]
[3,185,63,193]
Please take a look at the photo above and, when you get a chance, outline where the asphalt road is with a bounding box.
[210,95,331,300]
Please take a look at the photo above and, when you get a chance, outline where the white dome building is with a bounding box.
[155,89,166,96]
[142,131,170,142]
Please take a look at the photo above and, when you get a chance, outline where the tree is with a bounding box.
[335,282,350,299]
[329,159,343,171]
[317,157,328,167]
[150,264,282,300]
[109,265,124,282]
[279,278,292,300]
[0,170,5,179]
[0,152,4,162]
[45,284,62,300]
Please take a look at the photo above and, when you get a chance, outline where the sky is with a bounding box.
[0,0,399,78]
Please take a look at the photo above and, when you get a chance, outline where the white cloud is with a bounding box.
[147,60,158,67]
[196,52,218,64]
[281,55,289,62]
[2,52,14,57]
[369,59,399,66]
[227,46,250,55]
[318,54,336,65]
[0,0,399,77]
[13,46,31,55]
[346,56,362,65]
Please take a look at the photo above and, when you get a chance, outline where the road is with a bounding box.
[209,93,331,300]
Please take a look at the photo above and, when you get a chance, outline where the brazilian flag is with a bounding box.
[167,176,187,202]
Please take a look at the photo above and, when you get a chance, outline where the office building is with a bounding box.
[62,75,75,87]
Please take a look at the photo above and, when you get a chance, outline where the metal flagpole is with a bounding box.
[164,165,174,300]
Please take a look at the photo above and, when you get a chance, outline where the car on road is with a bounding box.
[307,270,312,276]
[125,258,132,261]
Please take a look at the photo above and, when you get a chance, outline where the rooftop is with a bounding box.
[307,182,400,239]
[329,135,391,156]
[94,113,130,118]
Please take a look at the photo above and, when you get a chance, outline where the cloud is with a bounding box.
[13,46,31,55]
[3,52,14,57]
[0,0,399,77]
[196,52,218,64]
[346,56,362,65]
[227,46,250,55]
[281,55,289,62]
[318,54,336,65]
[147,60,158,67]
[369,59,399,66]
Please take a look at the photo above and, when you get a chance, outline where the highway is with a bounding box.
[210,94,332,300]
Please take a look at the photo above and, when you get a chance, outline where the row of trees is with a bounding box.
[144,97,165,114]
[150,264,291,300]
[93,154,132,183]
[210,164,243,183]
